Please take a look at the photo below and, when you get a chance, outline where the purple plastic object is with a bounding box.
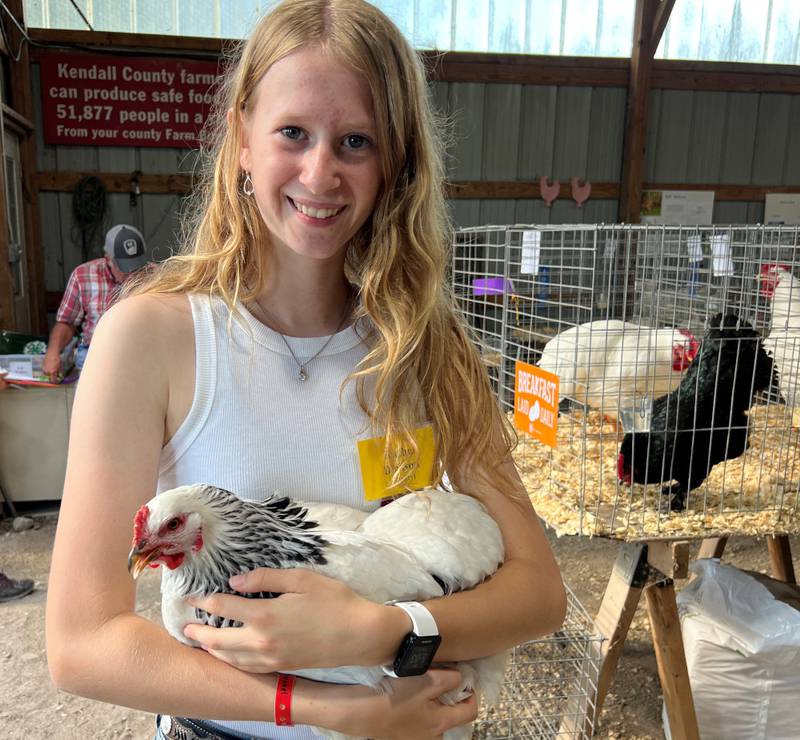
[472,277,514,295]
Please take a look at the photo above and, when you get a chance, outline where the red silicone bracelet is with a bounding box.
[275,673,296,726]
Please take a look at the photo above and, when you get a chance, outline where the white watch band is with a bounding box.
[381,601,439,678]
[390,601,439,637]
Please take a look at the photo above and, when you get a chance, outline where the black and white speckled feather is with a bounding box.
[169,486,327,595]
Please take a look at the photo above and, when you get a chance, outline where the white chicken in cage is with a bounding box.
[537,319,699,428]
[761,263,800,427]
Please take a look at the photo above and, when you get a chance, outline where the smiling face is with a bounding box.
[238,45,383,266]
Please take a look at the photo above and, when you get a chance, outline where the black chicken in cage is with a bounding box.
[617,313,777,512]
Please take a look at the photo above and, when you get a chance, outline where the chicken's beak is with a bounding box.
[127,543,159,580]
[686,339,699,364]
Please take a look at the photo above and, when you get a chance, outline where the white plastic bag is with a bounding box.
[663,559,800,740]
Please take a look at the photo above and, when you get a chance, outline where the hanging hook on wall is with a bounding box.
[129,170,142,208]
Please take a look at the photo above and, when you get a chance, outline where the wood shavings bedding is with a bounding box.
[512,405,800,541]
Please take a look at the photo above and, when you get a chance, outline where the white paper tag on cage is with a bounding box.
[687,234,703,263]
[603,237,617,260]
[711,234,734,276]
[619,396,654,433]
[520,230,541,275]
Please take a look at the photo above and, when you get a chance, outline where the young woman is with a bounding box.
[46,2,565,738]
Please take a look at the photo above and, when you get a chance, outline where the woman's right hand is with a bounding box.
[295,668,478,739]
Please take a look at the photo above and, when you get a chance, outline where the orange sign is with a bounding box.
[513,361,559,447]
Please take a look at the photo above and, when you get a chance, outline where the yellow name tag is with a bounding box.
[357,425,436,501]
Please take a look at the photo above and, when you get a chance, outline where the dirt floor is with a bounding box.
[0,508,796,740]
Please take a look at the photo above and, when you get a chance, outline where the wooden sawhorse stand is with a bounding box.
[586,534,795,739]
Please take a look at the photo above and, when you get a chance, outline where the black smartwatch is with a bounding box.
[382,601,441,678]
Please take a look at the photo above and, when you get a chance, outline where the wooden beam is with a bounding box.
[447,181,797,202]
[36,171,193,195]
[1,104,34,134]
[446,180,800,201]
[647,540,690,580]
[652,66,800,94]
[645,579,700,740]
[425,55,628,87]
[35,172,800,203]
[28,27,225,55]
[697,537,728,561]
[651,0,676,50]
[6,0,47,333]
[619,0,661,224]
[590,543,649,732]
[0,134,13,331]
[27,29,800,93]
[445,180,619,200]
[767,535,796,585]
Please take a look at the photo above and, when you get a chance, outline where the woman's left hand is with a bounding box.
[182,568,391,673]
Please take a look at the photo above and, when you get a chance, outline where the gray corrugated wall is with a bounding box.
[35,67,800,291]
[444,84,800,230]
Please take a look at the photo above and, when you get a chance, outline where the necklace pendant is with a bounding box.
[298,366,308,382]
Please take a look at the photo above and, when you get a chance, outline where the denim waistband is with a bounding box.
[155,715,260,740]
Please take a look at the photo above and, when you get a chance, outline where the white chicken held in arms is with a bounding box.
[538,319,699,426]
[128,484,508,740]
[760,263,800,427]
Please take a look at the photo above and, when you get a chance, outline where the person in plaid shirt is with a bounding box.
[43,224,148,381]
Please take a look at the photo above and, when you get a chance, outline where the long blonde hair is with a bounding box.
[130,0,516,494]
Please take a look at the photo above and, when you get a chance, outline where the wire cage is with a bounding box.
[453,223,800,540]
[474,583,602,739]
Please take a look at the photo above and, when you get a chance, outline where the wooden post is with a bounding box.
[0,130,12,329]
[645,578,700,740]
[647,539,690,579]
[6,0,47,333]
[697,536,728,561]
[585,543,648,732]
[767,535,796,584]
[618,0,675,223]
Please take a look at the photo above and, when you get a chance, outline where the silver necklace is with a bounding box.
[251,293,353,382]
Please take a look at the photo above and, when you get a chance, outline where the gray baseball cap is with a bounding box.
[104,224,148,274]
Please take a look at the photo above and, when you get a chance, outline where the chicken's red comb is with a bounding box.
[760,262,792,274]
[133,504,150,545]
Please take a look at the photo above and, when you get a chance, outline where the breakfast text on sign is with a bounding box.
[40,53,219,148]
[516,370,558,406]
[513,361,559,447]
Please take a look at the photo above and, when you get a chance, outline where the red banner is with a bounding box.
[39,52,220,148]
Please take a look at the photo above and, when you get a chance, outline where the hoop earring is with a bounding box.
[242,172,254,196]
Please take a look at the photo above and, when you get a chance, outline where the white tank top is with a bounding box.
[158,293,381,739]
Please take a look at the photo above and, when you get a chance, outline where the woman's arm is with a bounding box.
[185,451,565,672]
[46,294,277,717]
